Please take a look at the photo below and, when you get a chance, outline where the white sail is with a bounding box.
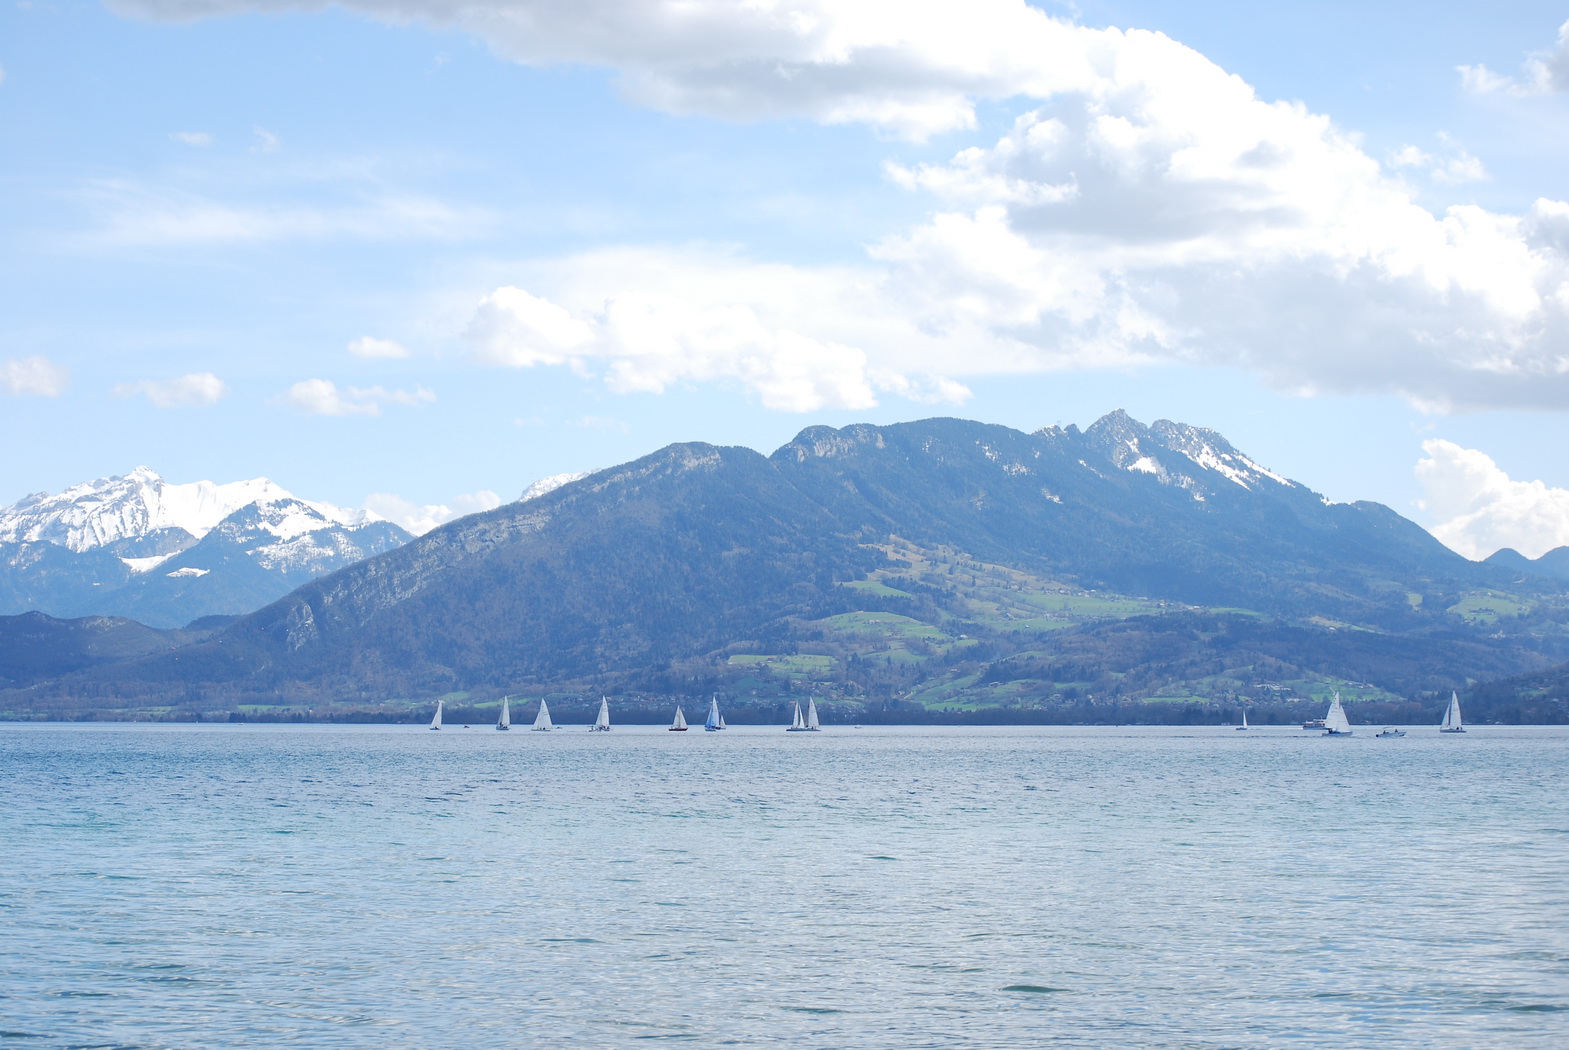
[787,700,805,730]
[705,697,723,731]
[1441,691,1465,732]
[1237,707,1249,730]
[532,698,554,731]
[591,696,611,732]
[671,705,688,730]
[1323,692,1352,735]
[719,715,726,729]
[805,697,821,730]
[429,698,443,731]
[497,696,511,731]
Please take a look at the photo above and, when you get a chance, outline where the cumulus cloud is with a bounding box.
[465,253,974,412]
[873,38,1569,411]
[347,335,411,359]
[1459,19,1569,96]
[113,371,227,407]
[363,489,502,535]
[170,130,213,146]
[283,378,434,416]
[3,356,70,396]
[1417,439,1569,560]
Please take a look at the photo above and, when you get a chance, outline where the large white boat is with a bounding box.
[496,696,511,731]
[1322,692,1353,736]
[590,696,612,732]
[428,699,443,731]
[532,698,554,732]
[1440,691,1466,733]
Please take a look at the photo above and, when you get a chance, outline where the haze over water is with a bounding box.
[3,724,1566,1048]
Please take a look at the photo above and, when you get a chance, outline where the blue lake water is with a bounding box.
[2,723,1566,1048]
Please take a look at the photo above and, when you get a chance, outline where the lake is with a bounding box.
[2,723,1566,1048]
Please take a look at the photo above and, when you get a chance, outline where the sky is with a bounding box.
[4,1,1569,559]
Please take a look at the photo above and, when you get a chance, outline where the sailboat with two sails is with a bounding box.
[705,697,726,731]
[496,696,511,731]
[1321,692,1353,736]
[589,696,612,732]
[669,705,688,731]
[1440,691,1466,733]
[532,698,555,732]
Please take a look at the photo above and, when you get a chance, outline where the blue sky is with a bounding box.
[4,0,1569,557]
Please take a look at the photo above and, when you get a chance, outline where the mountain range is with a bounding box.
[0,467,411,628]
[7,412,1568,723]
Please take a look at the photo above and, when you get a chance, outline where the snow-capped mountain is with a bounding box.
[0,468,411,627]
[0,466,376,557]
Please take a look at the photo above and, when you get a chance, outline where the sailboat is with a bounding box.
[705,697,725,731]
[531,698,554,732]
[590,696,612,732]
[669,705,689,731]
[428,699,443,731]
[787,698,821,732]
[1440,691,1466,733]
[1321,692,1353,736]
[1235,707,1250,731]
[786,700,808,731]
[496,696,511,731]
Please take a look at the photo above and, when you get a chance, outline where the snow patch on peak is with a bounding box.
[1149,420,1293,491]
[222,496,381,541]
[520,472,590,503]
[1128,456,1161,474]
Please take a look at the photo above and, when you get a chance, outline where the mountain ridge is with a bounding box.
[6,413,1563,719]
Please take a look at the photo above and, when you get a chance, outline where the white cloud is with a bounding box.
[113,371,227,407]
[465,254,974,412]
[170,131,213,146]
[283,378,435,416]
[468,280,887,413]
[1459,19,1569,96]
[363,489,502,535]
[870,42,1569,411]
[251,126,282,153]
[347,335,411,359]
[1388,135,1487,186]
[2,355,70,396]
[1417,439,1569,560]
